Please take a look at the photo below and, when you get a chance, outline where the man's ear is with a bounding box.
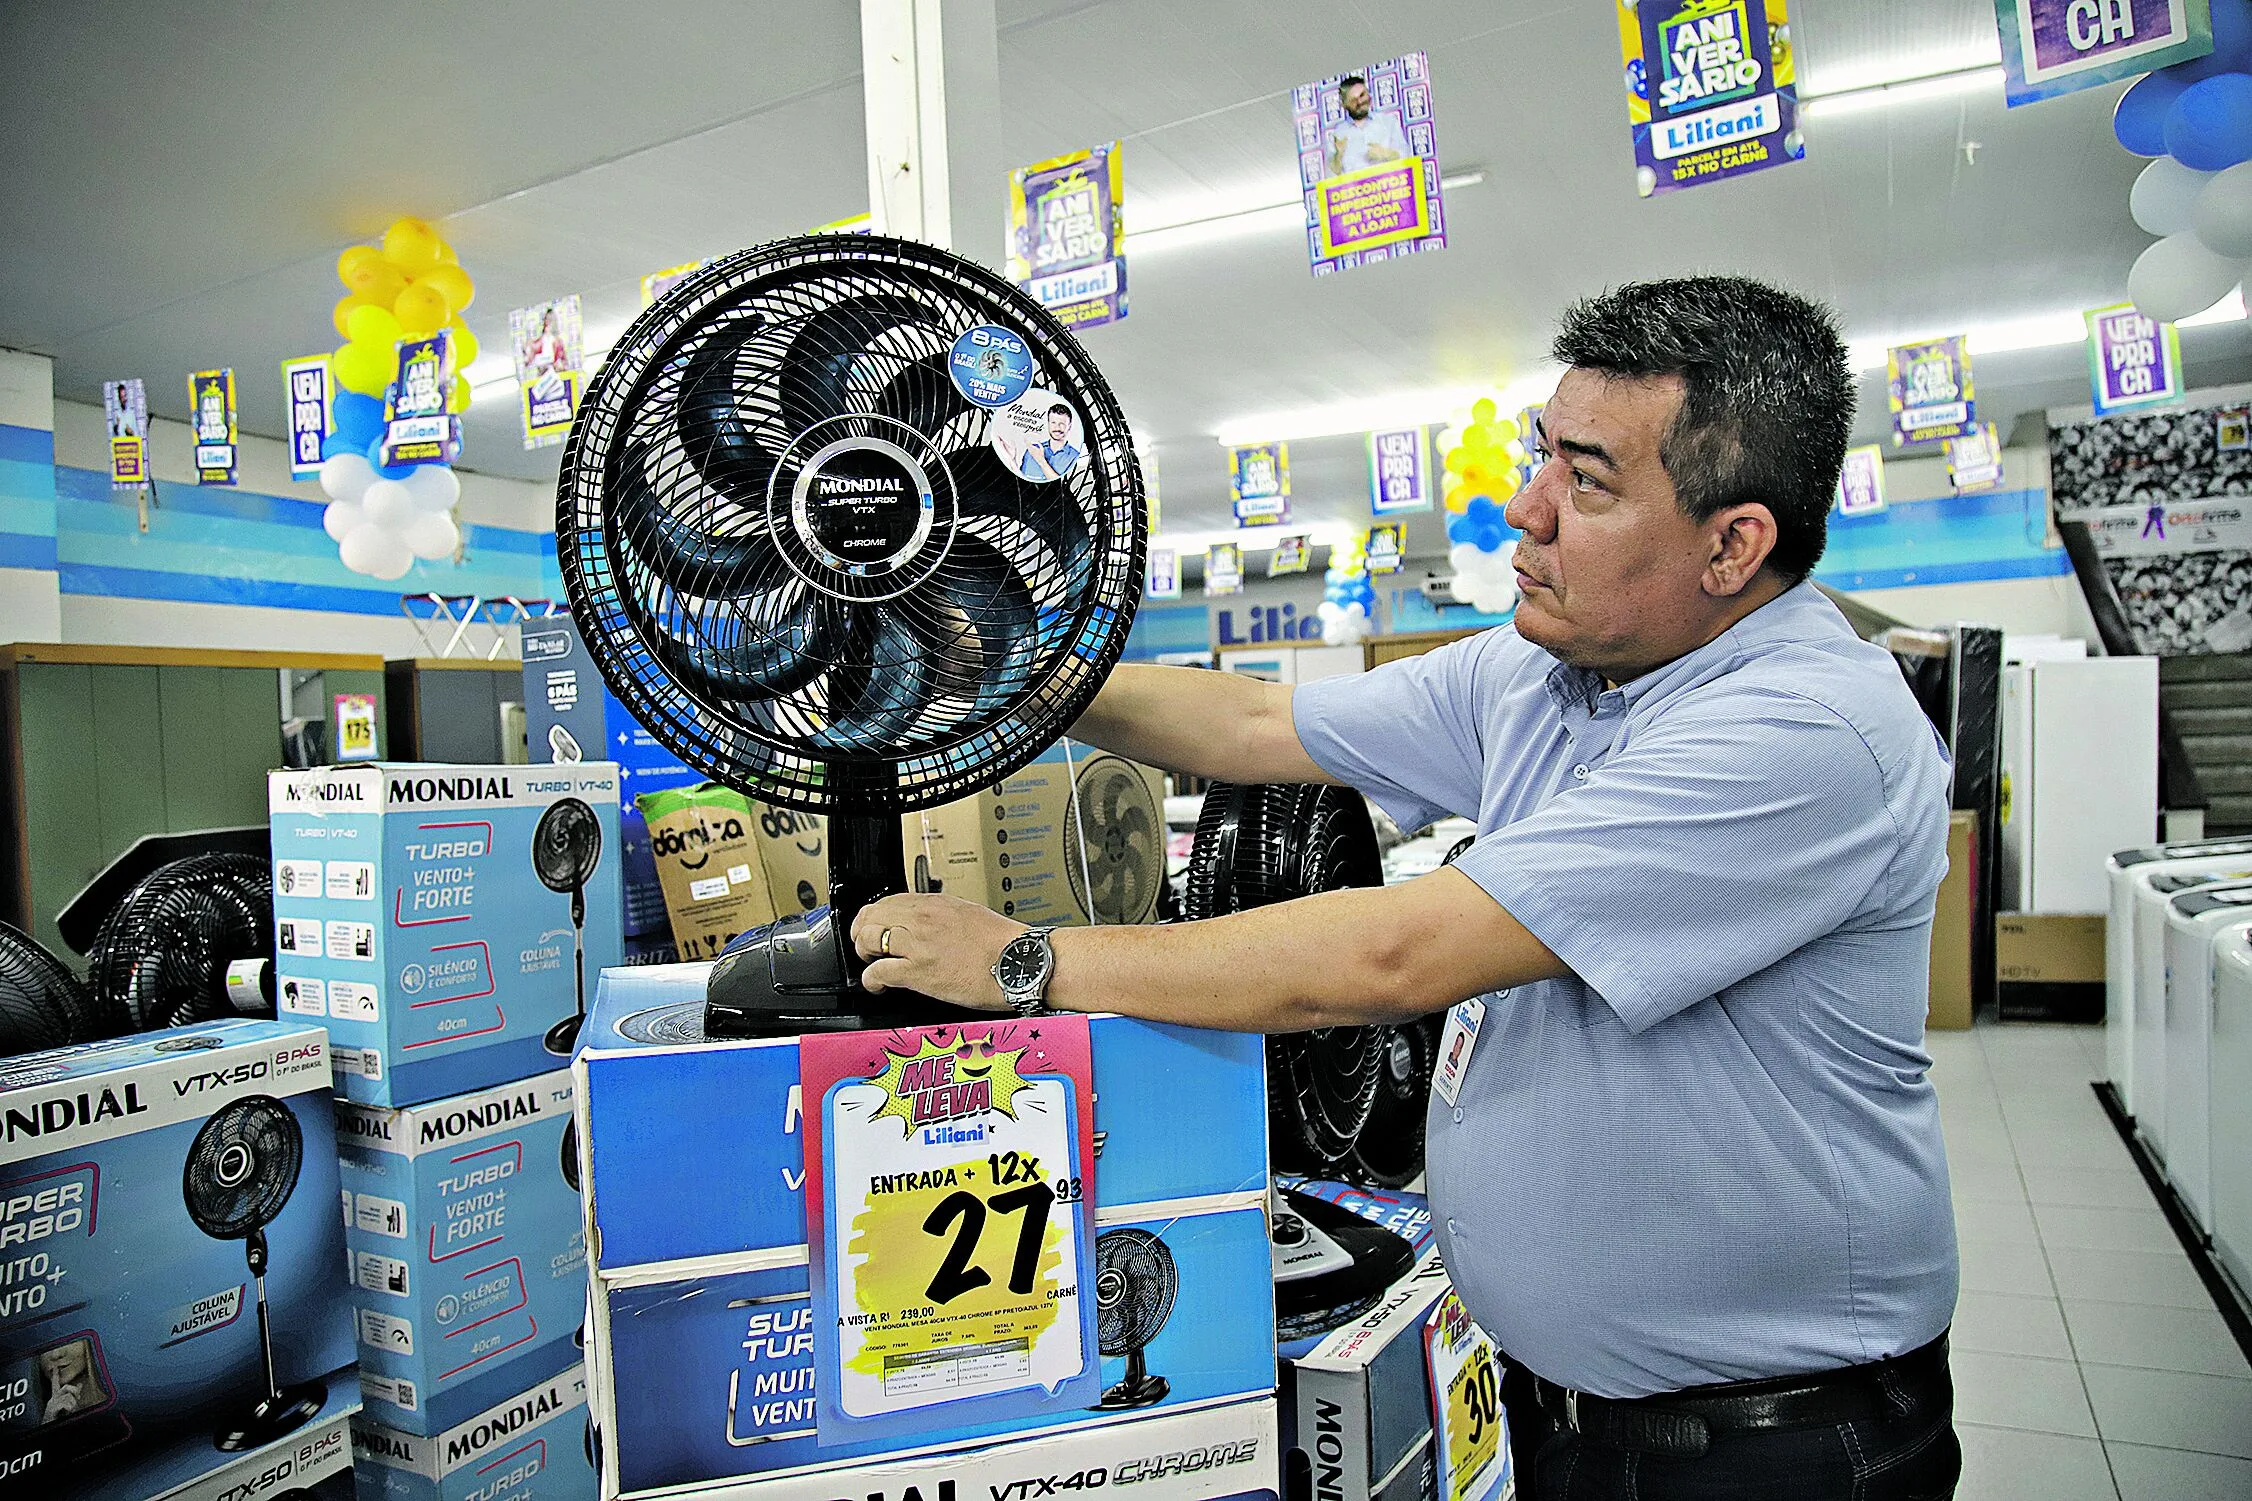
[1703,502,1779,598]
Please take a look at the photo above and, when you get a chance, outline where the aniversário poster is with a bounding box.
[1619,0,1801,197]
[1008,142,1127,329]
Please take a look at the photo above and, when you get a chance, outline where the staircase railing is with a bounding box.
[2057,518,2208,817]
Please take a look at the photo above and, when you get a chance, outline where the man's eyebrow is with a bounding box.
[1539,418,1619,472]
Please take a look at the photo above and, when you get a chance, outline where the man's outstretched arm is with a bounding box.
[1067,663,1335,786]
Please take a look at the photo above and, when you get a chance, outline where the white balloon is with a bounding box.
[401,463,461,513]
[404,510,460,561]
[2129,233,2247,324]
[362,479,415,530]
[2195,161,2252,259]
[2132,157,2216,237]
[1345,600,1368,619]
[322,500,364,542]
[339,523,413,581]
[1449,543,1482,574]
[319,453,375,504]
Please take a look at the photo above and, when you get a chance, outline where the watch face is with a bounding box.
[996,934,1047,992]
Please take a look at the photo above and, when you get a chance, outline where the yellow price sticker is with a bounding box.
[1425,1289,1508,1501]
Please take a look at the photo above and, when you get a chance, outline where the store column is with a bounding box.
[0,349,60,642]
[859,0,1005,266]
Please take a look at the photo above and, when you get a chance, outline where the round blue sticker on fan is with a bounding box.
[948,325,1033,408]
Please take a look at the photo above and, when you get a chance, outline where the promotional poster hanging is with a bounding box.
[800,1018,1100,1447]
[1206,542,1244,595]
[1946,423,2007,492]
[187,367,238,485]
[1290,52,1447,276]
[1995,0,2212,106]
[510,295,586,449]
[1147,546,1181,599]
[1835,444,1886,516]
[1887,336,1975,445]
[1268,533,1310,576]
[1369,426,1433,513]
[1366,523,1406,573]
[103,378,148,492]
[1230,442,1290,524]
[281,355,333,479]
[1619,0,1801,197]
[381,331,458,468]
[1007,142,1127,329]
[2087,303,2185,416]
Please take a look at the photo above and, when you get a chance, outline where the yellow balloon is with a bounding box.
[337,245,384,291]
[446,319,480,369]
[1491,471,1521,500]
[1444,486,1470,514]
[333,293,383,339]
[331,342,390,397]
[345,303,402,348]
[382,217,444,276]
[1443,447,1471,474]
[1464,424,1495,452]
[1472,398,1498,427]
[393,283,449,336]
[435,238,459,265]
[419,263,475,315]
[1490,419,1519,443]
[448,375,473,414]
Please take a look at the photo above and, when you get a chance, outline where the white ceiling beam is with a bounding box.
[859,0,1004,265]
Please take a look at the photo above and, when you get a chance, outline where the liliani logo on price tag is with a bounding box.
[801,1017,1100,1444]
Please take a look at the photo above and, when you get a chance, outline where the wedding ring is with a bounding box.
[879,927,894,957]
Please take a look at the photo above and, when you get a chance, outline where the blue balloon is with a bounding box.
[319,432,356,461]
[366,434,415,481]
[332,390,384,446]
[1474,526,1506,553]
[2166,72,2252,171]
[2164,0,2252,83]
[1446,515,1474,544]
[2119,72,2189,156]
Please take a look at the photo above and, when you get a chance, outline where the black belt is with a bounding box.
[1512,1333,1951,1460]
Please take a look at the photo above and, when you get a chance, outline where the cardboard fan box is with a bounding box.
[637,784,829,962]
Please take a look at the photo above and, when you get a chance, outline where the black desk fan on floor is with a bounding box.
[555,234,1143,1034]
[183,1096,325,1451]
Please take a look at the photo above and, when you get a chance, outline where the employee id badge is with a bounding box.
[1432,997,1487,1107]
[801,1018,1101,1446]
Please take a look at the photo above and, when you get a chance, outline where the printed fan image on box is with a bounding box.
[267,764,623,1107]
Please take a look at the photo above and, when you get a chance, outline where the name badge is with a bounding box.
[1432,997,1487,1107]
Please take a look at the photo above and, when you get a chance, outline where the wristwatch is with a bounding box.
[991,928,1056,1017]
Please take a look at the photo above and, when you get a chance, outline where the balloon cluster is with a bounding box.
[1319,533,1378,647]
[1435,397,1521,616]
[319,217,478,580]
[2116,0,2252,322]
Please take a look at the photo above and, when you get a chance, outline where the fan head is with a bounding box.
[0,920,103,1055]
[556,234,1145,816]
[533,798,603,894]
[182,1096,304,1242]
[1092,1227,1178,1356]
[1064,755,1162,925]
[88,855,272,1032]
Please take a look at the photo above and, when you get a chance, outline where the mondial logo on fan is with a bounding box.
[1649,0,1777,159]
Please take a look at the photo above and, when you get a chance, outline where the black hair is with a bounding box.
[1048,403,1072,420]
[1550,276,1851,584]
[1339,74,1367,91]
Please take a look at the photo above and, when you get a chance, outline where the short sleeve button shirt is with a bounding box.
[1293,583,1958,1398]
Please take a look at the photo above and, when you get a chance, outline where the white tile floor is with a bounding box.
[1934,1021,2252,1500]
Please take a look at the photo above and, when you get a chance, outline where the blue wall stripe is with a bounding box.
[0,534,58,570]
[0,424,55,465]
[0,493,56,538]
[54,465,554,555]
[1817,553,2071,591]
[59,563,490,617]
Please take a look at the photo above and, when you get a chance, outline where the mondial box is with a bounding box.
[336,1070,586,1435]
[574,964,1274,1498]
[1281,1252,1453,1501]
[353,1360,596,1501]
[0,1020,357,1499]
[267,763,624,1106]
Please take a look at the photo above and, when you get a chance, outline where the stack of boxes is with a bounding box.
[269,762,622,1501]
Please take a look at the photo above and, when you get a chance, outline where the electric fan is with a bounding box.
[1342,1018,1441,1189]
[555,233,1142,1035]
[0,921,103,1056]
[183,1095,325,1451]
[1271,1186,1418,1342]
[532,798,604,1055]
[1090,1227,1176,1410]
[1185,782,1388,1175]
[87,854,274,1032]
[1064,754,1164,925]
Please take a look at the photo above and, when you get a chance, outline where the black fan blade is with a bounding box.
[949,447,1095,592]
[814,608,934,750]
[874,352,972,434]
[919,535,1042,714]
[779,293,950,428]
[675,325,787,486]
[644,583,840,703]
[611,441,777,598]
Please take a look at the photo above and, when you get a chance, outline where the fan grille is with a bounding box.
[183,1095,304,1241]
[533,798,603,892]
[0,920,102,1054]
[1092,1227,1177,1354]
[1064,756,1162,925]
[558,235,1145,814]
[89,854,273,1032]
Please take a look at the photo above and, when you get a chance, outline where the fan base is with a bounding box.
[543,1015,584,1056]
[1095,1372,1170,1411]
[215,1382,326,1452]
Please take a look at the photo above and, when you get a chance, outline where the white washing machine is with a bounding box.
[2106,837,2252,1118]
[2208,924,2252,1297]
[2137,864,2252,1160]
[2163,882,2252,1231]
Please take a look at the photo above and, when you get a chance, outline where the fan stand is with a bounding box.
[543,886,587,1056]
[1097,1346,1170,1410]
[215,1229,325,1451]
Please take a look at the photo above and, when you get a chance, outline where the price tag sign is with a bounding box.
[1425,1289,1510,1501]
[803,1017,1099,1446]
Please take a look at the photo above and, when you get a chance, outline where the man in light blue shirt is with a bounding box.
[856,278,1961,1499]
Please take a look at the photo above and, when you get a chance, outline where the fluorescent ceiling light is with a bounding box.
[1153,521,1363,555]
[1213,366,1559,448]
[1846,289,2249,373]
[1800,40,2000,101]
[1126,170,1487,259]
[1802,65,2004,120]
